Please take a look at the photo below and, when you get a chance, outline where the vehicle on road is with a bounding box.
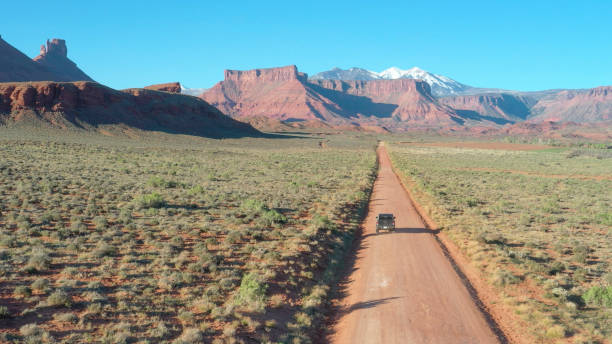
[376,213,395,233]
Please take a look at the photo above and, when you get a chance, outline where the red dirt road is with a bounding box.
[330,146,501,344]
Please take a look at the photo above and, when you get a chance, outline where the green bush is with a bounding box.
[262,209,286,225]
[137,193,165,209]
[595,212,612,226]
[148,176,177,188]
[188,185,205,195]
[235,272,267,312]
[311,214,335,232]
[241,199,266,212]
[582,286,612,308]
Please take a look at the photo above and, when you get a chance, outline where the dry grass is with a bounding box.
[0,129,377,343]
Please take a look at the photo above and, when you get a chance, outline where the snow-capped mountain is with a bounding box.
[310,66,470,96]
[309,67,379,81]
[180,85,208,97]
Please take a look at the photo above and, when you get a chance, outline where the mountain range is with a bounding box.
[201,65,611,131]
[1,35,610,138]
[310,66,470,96]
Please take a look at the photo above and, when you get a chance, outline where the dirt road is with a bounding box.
[330,146,501,344]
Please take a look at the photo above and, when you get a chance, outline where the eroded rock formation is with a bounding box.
[0,81,259,137]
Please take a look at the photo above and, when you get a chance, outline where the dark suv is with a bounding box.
[376,213,395,233]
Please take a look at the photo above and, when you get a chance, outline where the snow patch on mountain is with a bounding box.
[310,66,470,96]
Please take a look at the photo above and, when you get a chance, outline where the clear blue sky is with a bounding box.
[3,1,611,91]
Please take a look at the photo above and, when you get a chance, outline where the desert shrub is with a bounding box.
[14,285,32,298]
[150,322,169,338]
[302,285,328,310]
[20,323,55,343]
[84,291,107,303]
[547,261,565,275]
[136,193,165,209]
[226,231,242,244]
[54,312,78,324]
[572,245,589,264]
[188,185,205,195]
[311,214,335,232]
[40,212,54,225]
[582,286,612,308]
[20,323,43,337]
[93,243,117,258]
[545,324,566,339]
[93,216,108,229]
[235,272,268,312]
[86,302,103,315]
[24,248,51,273]
[177,310,195,325]
[70,220,87,234]
[261,209,287,226]
[175,328,203,343]
[0,235,16,248]
[0,306,9,318]
[223,321,238,337]
[46,289,71,307]
[148,176,177,188]
[595,212,612,226]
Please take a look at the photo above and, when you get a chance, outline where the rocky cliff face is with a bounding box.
[0,35,58,82]
[143,82,182,93]
[202,65,612,130]
[224,65,307,83]
[33,39,93,82]
[529,86,611,122]
[309,78,460,125]
[310,78,433,103]
[439,93,537,124]
[0,81,259,137]
[201,65,345,122]
[202,66,464,127]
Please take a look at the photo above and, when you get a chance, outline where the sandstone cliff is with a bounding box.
[529,86,611,122]
[439,93,537,124]
[202,66,465,127]
[0,35,58,82]
[0,81,259,138]
[33,39,93,81]
[201,65,346,122]
[310,78,461,125]
[143,82,182,93]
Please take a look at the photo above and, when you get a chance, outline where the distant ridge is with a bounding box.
[203,65,612,131]
[310,66,470,96]
[201,65,503,130]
